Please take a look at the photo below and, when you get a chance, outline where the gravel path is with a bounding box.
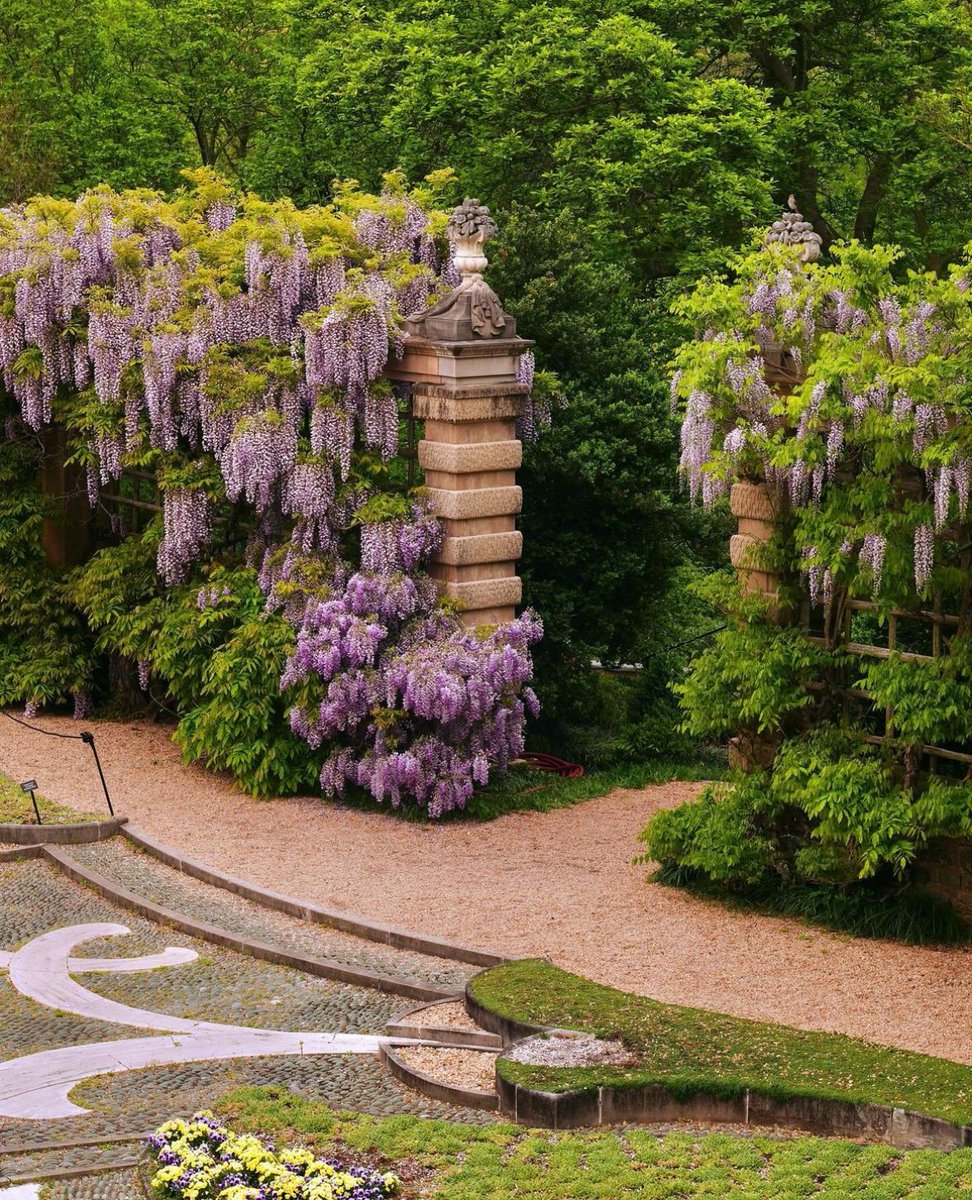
[2,715,971,1065]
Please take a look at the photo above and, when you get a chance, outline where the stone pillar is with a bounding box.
[386,199,533,627]
[729,480,781,603]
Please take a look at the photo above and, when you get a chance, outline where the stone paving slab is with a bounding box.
[64,843,474,992]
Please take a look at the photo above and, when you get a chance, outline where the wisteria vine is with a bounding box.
[0,170,543,814]
[673,220,972,609]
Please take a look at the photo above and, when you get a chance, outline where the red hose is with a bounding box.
[520,751,585,778]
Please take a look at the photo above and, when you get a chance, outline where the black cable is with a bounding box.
[1,709,116,816]
[669,623,729,652]
[0,709,86,740]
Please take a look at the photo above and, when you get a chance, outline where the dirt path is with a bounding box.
[2,714,969,1065]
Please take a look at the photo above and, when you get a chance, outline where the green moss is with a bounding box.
[215,1090,972,1198]
[471,960,972,1125]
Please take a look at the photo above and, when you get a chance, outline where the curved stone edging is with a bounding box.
[0,1161,139,1187]
[1,817,127,846]
[467,973,972,1149]
[121,824,508,969]
[494,1074,972,1149]
[385,998,504,1049]
[0,844,44,863]
[464,973,546,1044]
[379,1043,499,1112]
[41,846,455,1003]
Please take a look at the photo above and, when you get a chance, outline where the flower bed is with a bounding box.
[147,1112,400,1200]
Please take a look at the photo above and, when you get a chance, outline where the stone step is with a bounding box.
[52,840,475,1000]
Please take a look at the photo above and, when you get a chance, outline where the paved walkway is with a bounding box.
[0,847,496,1195]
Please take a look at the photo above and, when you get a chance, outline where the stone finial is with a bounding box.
[765,195,823,262]
[405,198,516,341]
[448,198,498,242]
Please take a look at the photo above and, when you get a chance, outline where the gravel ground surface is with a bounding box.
[3,716,971,1065]
[397,1001,482,1031]
[505,1032,637,1068]
[395,1046,497,1092]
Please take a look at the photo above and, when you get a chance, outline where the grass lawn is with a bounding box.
[471,960,972,1126]
[0,771,96,824]
[217,1089,972,1199]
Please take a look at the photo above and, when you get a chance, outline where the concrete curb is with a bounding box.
[0,845,45,863]
[0,1133,153,1158]
[466,971,972,1148]
[0,1160,139,1186]
[379,1043,499,1112]
[1,817,127,845]
[385,998,504,1050]
[120,825,508,969]
[42,847,456,1003]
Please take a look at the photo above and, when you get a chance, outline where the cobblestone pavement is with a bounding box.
[65,841,474,992]
[0,856,496,1188]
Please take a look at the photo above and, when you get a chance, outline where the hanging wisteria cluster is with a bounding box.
[673,221,972,606]
[283,498,542,817]
[0,171,544,809]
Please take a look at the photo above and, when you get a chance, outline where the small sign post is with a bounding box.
[19,779,41,825]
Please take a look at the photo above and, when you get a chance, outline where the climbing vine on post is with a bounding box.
[642,202,972,900]
[0,169,542,814]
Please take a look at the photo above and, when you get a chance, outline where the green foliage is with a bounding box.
[217,1090,972,1200]
[0,434,91,707]
[675,580,831,739]
[654,865,970,945]
[647,728,972,881]
[174,608,320,798]
[656,237,972,925]
[67,544,321,796]
[470,959,972,1125]
[641,786,774,884]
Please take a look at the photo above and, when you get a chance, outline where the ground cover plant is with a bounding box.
[470,959,972,1125]
[217,1089,972,1199]
[0,172,543,815]
[639,230,972,922]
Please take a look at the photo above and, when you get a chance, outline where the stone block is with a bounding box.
[437,531,523,566]
[432,561,517,584]
[445,577,523,610]
[425,486,522,520]
[748,1093,890,1140]
[413,391,526,423]
[730,481,779,522]
[425,419,517,445]
[889,1108,967,1150]
[423,468,518,492]
[598,1084,747,1127]
[730,533,770,571]
[418,439,522,474]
